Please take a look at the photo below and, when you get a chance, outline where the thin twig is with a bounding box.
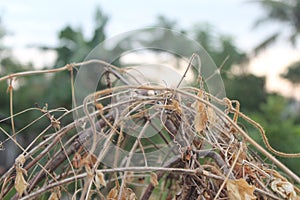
[8,79,16,141]
[214,142,242,200]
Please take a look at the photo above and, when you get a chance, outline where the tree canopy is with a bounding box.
[253,0,300,87]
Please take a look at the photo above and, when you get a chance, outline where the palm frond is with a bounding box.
[252,16,272,29]
[289,31,299,46]
[251,0,294,28]
[281,60,300,84]
[253,32,280,54]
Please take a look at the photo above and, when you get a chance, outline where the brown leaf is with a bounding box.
[106,186,137,200]
[15,165,28,197]
[48,187,61,200]
[207,106,217,124]
[95,171,106,187]
[48,193,59,200]
[185,152,191,161]
[192,91,208,133]
[95,103,104,114]
[226,179,256,200]
[82,153,97,174]
[72,152,82,169]
[125,171,134,183]
[150,172,159,187]
[14,154,28,197]
[82,152,97,167]
[271,178,299,199]
[165,99,182,115]
[107,187,118,199]
[126,188,137,200]
[15,154,26,166]
[51,117,61,130]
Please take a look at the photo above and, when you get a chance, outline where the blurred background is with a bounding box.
[0,0,300,175]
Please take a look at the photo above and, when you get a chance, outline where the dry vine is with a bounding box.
[0,55,300,199]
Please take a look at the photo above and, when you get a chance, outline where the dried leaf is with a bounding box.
[95,103,103,114]
[126,188,137,200]
[82,152,97,174]
[48,193,59,200]
[184,148,192,161]
[207,106,217,124]
[14,154,28,197]
[15,154,26,166]
[107,187,118,199]
[15,169,28,197]
[72,152,82,169]
[185,152,191,161]
[150,172,159,187]
[129,193,137,200]
[48,187,61,200]
[125,171,134,183]
[106,186,137,200]
[227,179,256,200]
[95,171,106,187]
[51,119,61,130]
[84,164,92,176]
[192,91,208,133]
[162,99,182,115]
[271,178,299,199]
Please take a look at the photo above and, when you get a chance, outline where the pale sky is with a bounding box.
[1,0,269,49]
[1,0,299,98]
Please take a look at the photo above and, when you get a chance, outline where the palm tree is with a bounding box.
[253,0,300,89]
[252,0,300,53]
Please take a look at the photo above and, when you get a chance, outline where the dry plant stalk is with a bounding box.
[0,56,299,200]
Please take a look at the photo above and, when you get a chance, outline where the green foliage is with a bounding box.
[54,7,109,66]
[250,95,300,175]
[281,60,300,84]
[0,21,35,116]
[38,7,110,110]
[193,24,248,77]
[253,0,294,26]
[225,74,267,112]
[253,32,280,54]
[155,15,178,30]
[252,0,300,51]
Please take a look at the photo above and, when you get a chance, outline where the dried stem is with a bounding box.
[1,57,300,200]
